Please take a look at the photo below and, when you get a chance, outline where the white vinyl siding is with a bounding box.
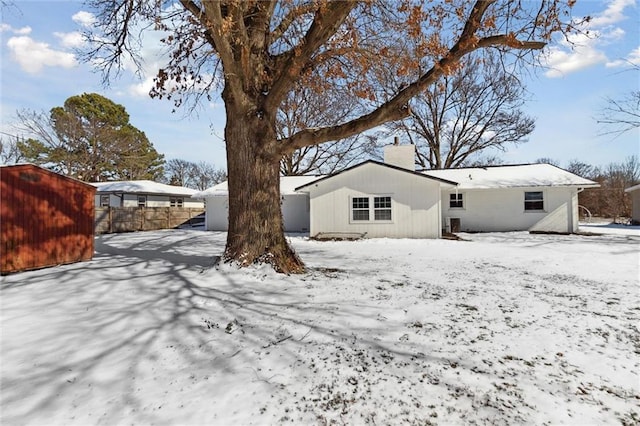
[306,162,444,239]
[204,193,310,232]
[440,187,580,233]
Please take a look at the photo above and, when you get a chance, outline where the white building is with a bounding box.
[192,175,323,232]
[424,164,600,233]
[92,180,204,209]
[195,144,599,237]
[296,161,456,239]
[625,184,640,224]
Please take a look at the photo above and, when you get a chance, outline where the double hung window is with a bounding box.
[524,191,544,211]
[351,196,392,222]
[374,196,392,220]
[449,193,463,208]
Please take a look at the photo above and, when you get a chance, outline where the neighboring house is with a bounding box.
[1,164,95,274]
[625,184,640,224]
[192,175,323,232]
[91,180,204,208]
[423,163,600,233]
[195,144,599,238]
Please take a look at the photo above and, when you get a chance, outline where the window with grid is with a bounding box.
[100,195,110,207]
[352,197,369,221]
[524,191,544,211]
[170,197,183,208]
[374,196,392,220]
[137,195,147,208]
[449,193,463,208]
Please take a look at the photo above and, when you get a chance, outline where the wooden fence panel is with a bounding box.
[95,207,204,234]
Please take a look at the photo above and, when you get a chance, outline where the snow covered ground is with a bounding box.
[1,227,638,425]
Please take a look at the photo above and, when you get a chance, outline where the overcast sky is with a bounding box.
[1,0,638,171]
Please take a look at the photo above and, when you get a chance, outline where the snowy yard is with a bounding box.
[1,226,639,425]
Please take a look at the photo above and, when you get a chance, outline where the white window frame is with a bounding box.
[373,196,392,221]
[350,195,393,224]
[449,192,464,209]
[351,196,370,221]
[100,194,110,207]
[137,195,147,208]
[170,197,184,208]
[524,191,544,212]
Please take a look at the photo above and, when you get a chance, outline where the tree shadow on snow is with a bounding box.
[0,229,472,424]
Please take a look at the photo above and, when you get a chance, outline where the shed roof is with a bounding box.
[1,163,96,190]
[422,163,599,190]
[193,175,324,198]
[625,183,640,193]
[91,180,198,196]
[295,160,457,192]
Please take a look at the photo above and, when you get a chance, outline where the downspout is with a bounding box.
[437,185,442,238]
[573,187,585,232]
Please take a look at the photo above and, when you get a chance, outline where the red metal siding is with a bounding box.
[1,164,96,274]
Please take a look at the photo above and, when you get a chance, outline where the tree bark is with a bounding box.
[223,100,304,274]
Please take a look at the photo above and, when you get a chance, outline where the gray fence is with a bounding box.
[95,207,205,234]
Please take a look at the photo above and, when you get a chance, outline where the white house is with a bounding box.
[195,144,599,238]
[295,161,456,239]
[92,180,204,208]
[423,164,600,233]
[625,184,640,224]
[192,175,323,232]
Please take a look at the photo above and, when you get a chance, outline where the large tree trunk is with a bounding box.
[223,102,305,274]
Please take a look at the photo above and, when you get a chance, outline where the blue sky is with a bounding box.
[1,0,638,171]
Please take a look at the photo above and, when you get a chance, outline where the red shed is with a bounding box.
[1,164,96,274]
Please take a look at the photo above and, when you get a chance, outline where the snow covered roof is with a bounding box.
[625,184,640,193]
[295,160,457,192]
[192,175,324,198]
[422,164,599,190]
[91,180,199,196]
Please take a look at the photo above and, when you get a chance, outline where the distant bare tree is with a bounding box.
[190,161,226,191]
[0,135,25,164]
[576,156,639,222]
[278,85,376,175]
[565,159,596,179]
[165,158,195,186]
[535,157,561,167]
[597,65,640,137]
[387,52,535,169]
[460,155,505,168]
[165,158,226,190]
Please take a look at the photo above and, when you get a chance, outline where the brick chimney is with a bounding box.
[383,136,415,170]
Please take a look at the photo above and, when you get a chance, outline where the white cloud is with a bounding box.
[544,45,608,78]
[6,36,77,74]
[129,76,156,97]
[606,45,640,67]
[0,24,32,35]
[72,11,96,28]
[588,0,635,27]
[54,31,85,48]
[542,0,636,78]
